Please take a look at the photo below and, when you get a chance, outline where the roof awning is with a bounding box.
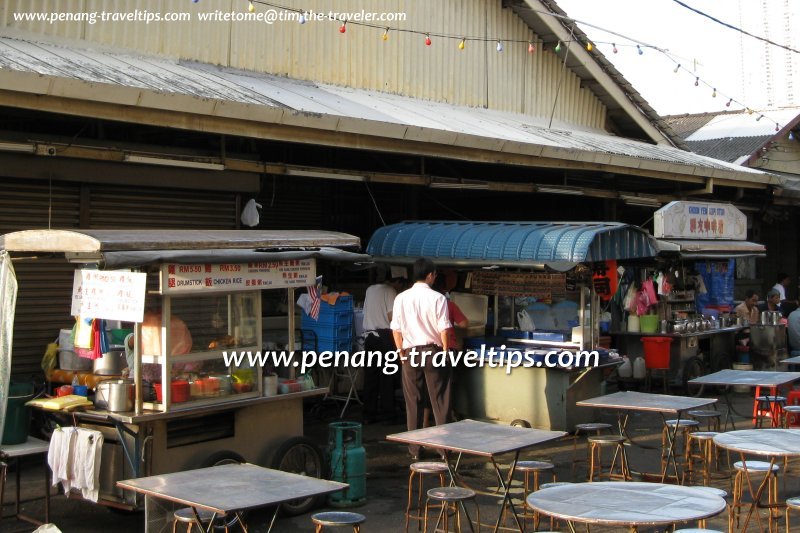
[98,248,371,269]
[656,238,766,258]
[367,221,658,269]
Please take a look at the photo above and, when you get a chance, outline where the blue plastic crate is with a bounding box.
[302,335,353,353]
[320,295,353,310]
[302,322,352,339]
[302,309,353,326]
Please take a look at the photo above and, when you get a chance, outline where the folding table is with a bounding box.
[387,418,566,533]
[0,437,51,528]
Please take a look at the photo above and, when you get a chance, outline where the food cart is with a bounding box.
[366,220,659,431]
[611,201,766,391]
[0,229,367,516]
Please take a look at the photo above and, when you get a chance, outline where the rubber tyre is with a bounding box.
[270,436,325,516]
[200,451,247,529]
[683,356,706,397]
[510,419,532,428]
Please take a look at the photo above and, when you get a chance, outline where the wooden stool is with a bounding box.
[424,487,479,533]
[172,508,230,533]
[785,496,800,533]
[312,511,366,532]
[587,435,630,481]
[731,460,779,529]
[688,409,723,432]
[571,422,612,479]
[405,462,448,532]
[684,431,719,486]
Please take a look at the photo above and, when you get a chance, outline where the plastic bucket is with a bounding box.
[732,363,753,393]
[639,315,659,333]
[2,382,35,445]
[642,336,672,370]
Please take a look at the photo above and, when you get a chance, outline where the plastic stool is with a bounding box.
[424,487,479,533]
[731,460,780,529]
[405,462,448,532]
[684,432,719,486]
[571,422,612,478]
[587,435,630,481]
[312,511,366,532]
[688,409,722,432]
[173,508,229,533]
[785,496,800,532]
[783,405,800,428]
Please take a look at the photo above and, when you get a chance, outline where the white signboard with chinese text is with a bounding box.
[160,260,316,294]
[71,269,147,322]
[654,201,747,240]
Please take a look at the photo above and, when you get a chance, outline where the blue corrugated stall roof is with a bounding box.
[367,221,658,267]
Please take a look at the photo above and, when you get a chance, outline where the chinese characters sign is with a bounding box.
[470,271,566,300]
[160,260,316,294]
[592,260,618,302]
[71,269,147,322]
[654,201,747,240]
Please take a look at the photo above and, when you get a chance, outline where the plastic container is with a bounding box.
[633,357,647,379]
[639,315,659,333]
[110,328,133,345]
[627,315,640,333]
[618,356,632,378]
[73,385,88,397]
[154,381,190,403]
[642,336,673,369]
[263,374,278,396]
[2,382,34,445]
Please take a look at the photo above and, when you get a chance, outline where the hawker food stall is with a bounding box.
[611,201,767,390]
[367,220,659,431]
[0,229,366,516]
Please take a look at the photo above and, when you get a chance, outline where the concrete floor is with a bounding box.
[3,389,800,533]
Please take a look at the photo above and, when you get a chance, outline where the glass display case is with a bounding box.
[140,290,263,411]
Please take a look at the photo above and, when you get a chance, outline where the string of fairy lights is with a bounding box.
[192,0,790,132]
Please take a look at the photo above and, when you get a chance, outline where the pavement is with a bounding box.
[3,389,800,533]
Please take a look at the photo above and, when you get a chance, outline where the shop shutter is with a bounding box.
[0,179,81,378]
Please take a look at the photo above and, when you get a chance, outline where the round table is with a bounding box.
[713,429,800,532]
[525,481,726,532]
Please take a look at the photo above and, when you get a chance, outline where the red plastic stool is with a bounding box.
[785,390,800,427]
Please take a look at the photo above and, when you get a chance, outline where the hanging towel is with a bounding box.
[71,428,104,502]
[48,426,78,493]
[74,317,94,349]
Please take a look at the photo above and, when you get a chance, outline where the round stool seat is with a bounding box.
[688,410,722,418]
[312,511,367,527]
[427,487,476,502]
[516,460,554,472]
[174,507,217,524]
[689,431,719,441]
[783,405,800,412]
[575,422,612,432]
[673,529,725,533]
[787,496,800,509]
[691,486,727,498]
[410,461,449,474]
[539,482,572,489]
[665,419,700,428]
[756,395,786,402]
[733,460,780,473]
[587,435,625,445]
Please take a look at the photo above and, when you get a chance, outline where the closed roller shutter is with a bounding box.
[0,179,81,378]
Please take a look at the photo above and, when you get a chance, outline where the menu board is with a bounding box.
[71,269,147,322]
[470,271,566,300]
[160,260,316,294]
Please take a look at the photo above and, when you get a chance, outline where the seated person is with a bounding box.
[734,289,760,325]
[758,289,782,315]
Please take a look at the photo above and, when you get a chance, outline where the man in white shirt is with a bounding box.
[391,258,452,459]
[773,273,791,302]
[361,272,405,423]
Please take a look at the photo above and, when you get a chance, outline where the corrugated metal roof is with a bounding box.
[684,137,769,165]
[0,35,777,183]
[366,221,658,266]
[656,239,766,258]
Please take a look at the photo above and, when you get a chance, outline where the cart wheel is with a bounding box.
[510,419,531,428]
[202,451,246,467]
[683,356,706,397]
[271,436,325,516]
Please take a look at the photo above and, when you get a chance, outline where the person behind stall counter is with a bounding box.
[734,289,760,325]
[758,289,782,314]
[773,273,791,302]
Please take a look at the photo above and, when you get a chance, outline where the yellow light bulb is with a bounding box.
[586,42,592,52]
[458,38,465,50]
[248,1,254,13]
[382,29,389,41]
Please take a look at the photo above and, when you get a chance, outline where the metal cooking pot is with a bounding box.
[93,347,126,376]
[95,379,134,412]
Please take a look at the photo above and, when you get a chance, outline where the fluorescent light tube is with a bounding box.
[124,154,224,170]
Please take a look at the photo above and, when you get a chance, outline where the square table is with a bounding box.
[387,419,566,533]
[0,437,51,528]
[577,391,717,484]
[117,463,348,533]
[689,369,800,429]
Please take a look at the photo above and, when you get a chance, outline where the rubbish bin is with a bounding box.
[328,421,366,506]
[2,382,35,445]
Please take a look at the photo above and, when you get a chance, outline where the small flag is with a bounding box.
[307,276,323,320]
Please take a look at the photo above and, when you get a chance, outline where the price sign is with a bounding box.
[71,269,147,322]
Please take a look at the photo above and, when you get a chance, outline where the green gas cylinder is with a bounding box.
[328,421,366,506]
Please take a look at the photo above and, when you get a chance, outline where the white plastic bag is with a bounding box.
[240,198,262,227]
[517,309,536,331]
[33,525,63,533]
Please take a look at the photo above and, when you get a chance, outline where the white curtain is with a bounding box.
[0,251,19,444]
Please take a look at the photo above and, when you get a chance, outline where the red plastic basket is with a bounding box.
[642,336,673,369]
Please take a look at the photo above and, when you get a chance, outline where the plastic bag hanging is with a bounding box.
[240,198,262,227]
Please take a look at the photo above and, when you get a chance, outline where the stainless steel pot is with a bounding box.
[95,379,134,412]
[93,347,126,376]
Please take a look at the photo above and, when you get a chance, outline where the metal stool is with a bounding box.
[688,409,723,432]
[731,460,780,529]
[690,486,731,531]
[587,435,630,481]
[424,487,479,533]
[684,432,719,486]
[535,481,573,530]
[785,496,800,533]
[673,529,725,532]
[783,405,800,428]
[661,419,699,473]
[312,511,366,532]
[571,422,612,478]
[508,460,555,530]
[756,395,786,428]
[172,508,230,533]
[405,462,448,532]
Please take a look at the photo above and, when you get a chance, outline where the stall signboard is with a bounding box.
[71,269,147,322]
[654,201,747,240]
[160,260,316,294]
[470,271,566,300]
[592,260,618,302]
